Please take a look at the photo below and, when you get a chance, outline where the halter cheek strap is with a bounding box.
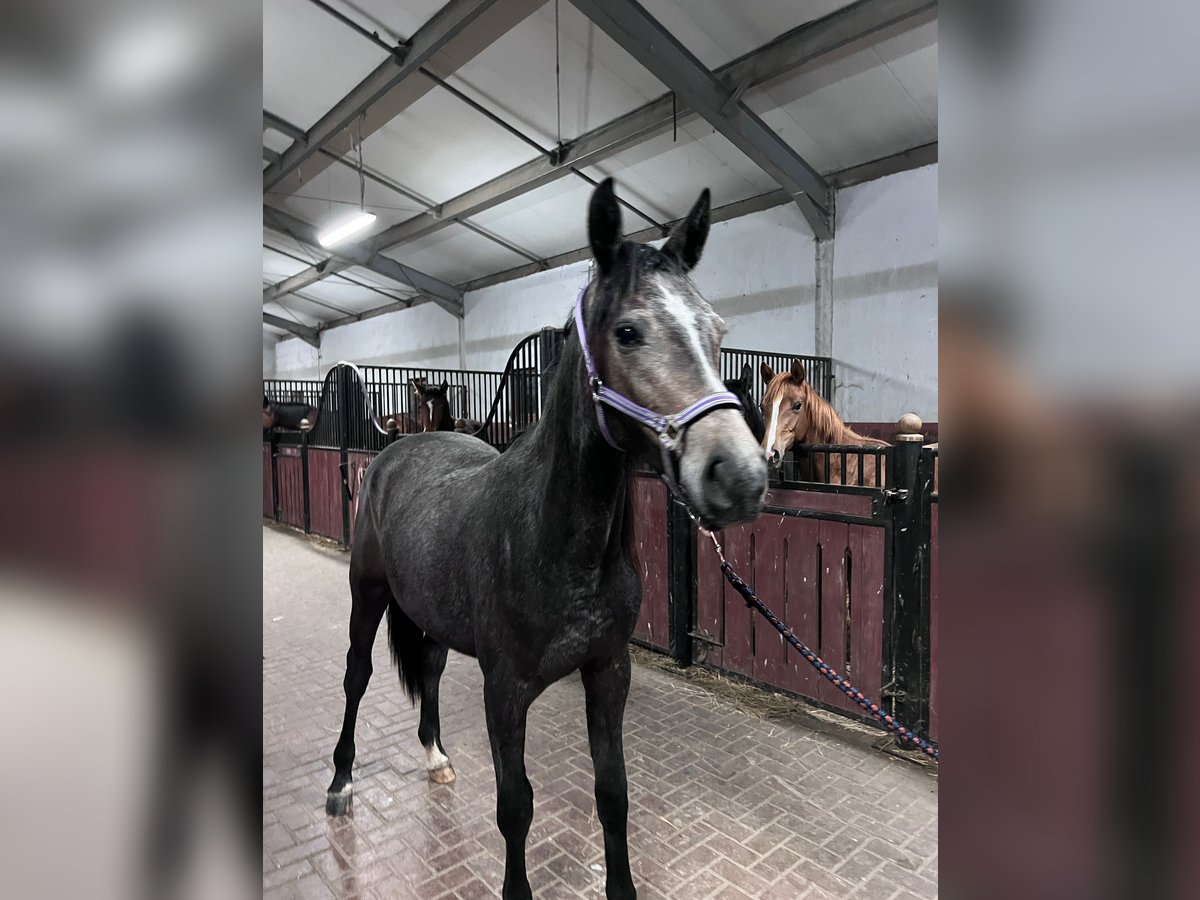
[573,286,743,501]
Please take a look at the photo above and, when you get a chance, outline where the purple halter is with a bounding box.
[573,285,743,500]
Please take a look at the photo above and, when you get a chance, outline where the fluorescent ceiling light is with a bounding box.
[318,211,376,247]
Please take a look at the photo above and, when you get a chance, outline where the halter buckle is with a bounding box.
[659,418,683,452]
[590,376,603,401]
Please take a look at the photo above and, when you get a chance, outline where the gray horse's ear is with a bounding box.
[760,362,775,384]
[663,188,711,271]
[739,363,753,388]
[588,177,622,274]
[790,358,807,383]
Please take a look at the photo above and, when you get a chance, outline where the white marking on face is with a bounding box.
[424,743,450,771]
[654,278,724,392]
[765,395,783,459]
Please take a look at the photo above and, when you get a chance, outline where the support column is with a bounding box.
[457,314,467,370]
[814,237,834,359]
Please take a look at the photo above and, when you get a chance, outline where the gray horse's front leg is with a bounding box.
[484,674,538,900]
[581,653,636,900]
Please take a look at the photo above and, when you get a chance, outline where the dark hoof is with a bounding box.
[325,787,353,816]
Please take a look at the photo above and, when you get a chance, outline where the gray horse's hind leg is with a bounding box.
[417,638,455,783]
[326,575,389,815]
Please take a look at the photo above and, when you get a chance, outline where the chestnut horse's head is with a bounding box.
[759,359,818,468]
[411,379,453,432]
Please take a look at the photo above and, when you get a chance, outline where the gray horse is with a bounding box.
[326,178,766,900]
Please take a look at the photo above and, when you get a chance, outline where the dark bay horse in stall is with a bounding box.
[760,359,889,485]
[262,394,317,431]
[375,378,457,435]
[410,378,456,433]
[726,362,765,443]
[327,179,767,899]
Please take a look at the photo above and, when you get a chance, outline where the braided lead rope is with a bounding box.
[705,532,939,761]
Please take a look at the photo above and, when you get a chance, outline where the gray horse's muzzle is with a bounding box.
[680,411,767,529]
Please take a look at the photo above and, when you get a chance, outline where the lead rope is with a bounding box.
[702,530,940,761]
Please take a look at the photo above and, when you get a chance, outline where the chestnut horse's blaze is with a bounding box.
[760,359,889,486]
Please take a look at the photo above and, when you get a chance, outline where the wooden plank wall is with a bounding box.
[630,477,669,651]
[307,449,344,542]
[275,448,304,530]
[262,443,273,518]
[928,501,939,741]
[696,490,886,716]
[346,452,375,546]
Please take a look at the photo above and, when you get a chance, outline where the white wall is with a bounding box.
[691,204,816,356]
[262,335,277,379]
[271,302,461,380]
[460,203,817,367]
[320,302,461,369]
[264,165,937,422]
[464,262,589,370]
[831,163,937,422]
[274,336,320,380]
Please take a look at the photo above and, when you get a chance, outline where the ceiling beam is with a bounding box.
[269,0,935,294]
[315,140,936,330]
[455,141,938,294]
[263,312,320,347]
[262,0,545,196]
[263,206,463,316]
[568,0,833,238]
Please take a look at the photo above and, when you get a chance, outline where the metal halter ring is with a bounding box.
[659,419,683,451]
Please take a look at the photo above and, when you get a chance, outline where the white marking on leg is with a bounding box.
[424,743,450,772]
[764,395,783,460]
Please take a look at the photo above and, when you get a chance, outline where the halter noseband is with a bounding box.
[573,286,742,501]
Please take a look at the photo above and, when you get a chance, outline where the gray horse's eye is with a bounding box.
[614,324,642,347]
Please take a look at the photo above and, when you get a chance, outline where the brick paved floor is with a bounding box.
[264,525,937,899]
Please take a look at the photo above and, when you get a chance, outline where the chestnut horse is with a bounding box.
[760,359,889,486]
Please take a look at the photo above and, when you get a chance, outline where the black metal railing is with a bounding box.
[776,444,893,490]
[720,348,834,401]
[264,378,323,409]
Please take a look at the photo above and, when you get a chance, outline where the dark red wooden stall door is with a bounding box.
[306,448,344,542]
[275,447,304,530]
[262,443,273,518]
[694,488,887,720]
[630,477,669,651]
[928,501,939,741]
[346,452,375,546]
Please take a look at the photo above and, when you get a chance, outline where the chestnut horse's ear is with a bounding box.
[739,363,753,389]
[663,188,711,271]
[588,177,622,275]
[760,362,776,385]
[790,359,807,384]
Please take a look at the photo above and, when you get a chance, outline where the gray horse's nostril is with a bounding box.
[705,453,726,484]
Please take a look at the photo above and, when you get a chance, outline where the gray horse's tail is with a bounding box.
[385,599,423,705]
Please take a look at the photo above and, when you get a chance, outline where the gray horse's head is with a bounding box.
[580,179,767,529]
